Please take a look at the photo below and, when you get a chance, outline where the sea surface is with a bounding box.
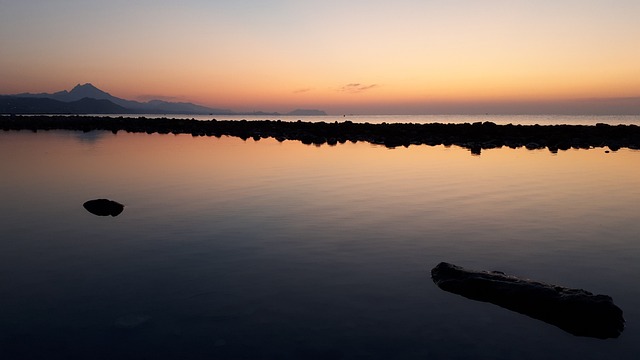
[86,113,640,126]
[1,121,639,359]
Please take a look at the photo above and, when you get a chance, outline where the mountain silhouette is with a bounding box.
[0,95,129,114]
[15,83,114,103]
[9,83,232,115]
[4,83,327,116]
[286,109,327,116]
[55,83,114,102]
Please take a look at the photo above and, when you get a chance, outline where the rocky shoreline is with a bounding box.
[2,115,640,154]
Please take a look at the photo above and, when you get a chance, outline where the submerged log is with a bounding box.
[431,262,624,339]
[83,199,124,217]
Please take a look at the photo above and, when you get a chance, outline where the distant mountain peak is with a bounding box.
[4,83,311,115]
[68,83,111,100]
[72,83,97,90]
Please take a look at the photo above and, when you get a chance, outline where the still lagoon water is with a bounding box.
[1,127,639,359]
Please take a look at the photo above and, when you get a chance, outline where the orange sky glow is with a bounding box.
[1,1,639,114]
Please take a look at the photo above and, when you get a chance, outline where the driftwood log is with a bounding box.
[83,199,124,217]
[431,262,624,339]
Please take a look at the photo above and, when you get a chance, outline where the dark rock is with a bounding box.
[469,144,481,155]
[3,115,640,155]
[83,199,124,217]
[431,262,624,339]
[557,141,571,151]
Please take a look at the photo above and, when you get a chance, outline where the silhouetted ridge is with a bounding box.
[5,84,233,114]
[67,83,113,101]
[5,84,330,115]
[0,96,128,114]
[286,109,327,116]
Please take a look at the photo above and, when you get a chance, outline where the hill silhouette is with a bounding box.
[286,109,327,116]
[4,83,327,116]
[0,96,128,114]
[53,83,114,102]
[9,83,233,115]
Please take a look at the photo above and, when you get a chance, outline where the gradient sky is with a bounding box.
[1,0,639,114]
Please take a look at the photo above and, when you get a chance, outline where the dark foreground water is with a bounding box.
[1,130,639,359]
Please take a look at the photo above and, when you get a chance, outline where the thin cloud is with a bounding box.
[339,83,378,93]
[293,88,312,94]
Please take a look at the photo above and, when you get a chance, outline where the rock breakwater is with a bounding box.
[2,115,640,154]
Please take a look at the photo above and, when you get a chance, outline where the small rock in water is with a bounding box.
[83,198,124,217]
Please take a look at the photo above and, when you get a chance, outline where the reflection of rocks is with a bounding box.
[431,262,624,339]
[74,130,106,143]
[83,199,124,217]
[3,115,640,154]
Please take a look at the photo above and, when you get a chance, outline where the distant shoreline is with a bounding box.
[2,115,639,154]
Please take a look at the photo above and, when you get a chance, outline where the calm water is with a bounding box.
[85,113,640,126]
[1,129,639,359]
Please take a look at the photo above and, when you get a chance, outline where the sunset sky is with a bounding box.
[1,0,639,114]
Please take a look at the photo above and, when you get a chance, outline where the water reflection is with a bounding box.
[0,130,639,359]
[74,130,107,143]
